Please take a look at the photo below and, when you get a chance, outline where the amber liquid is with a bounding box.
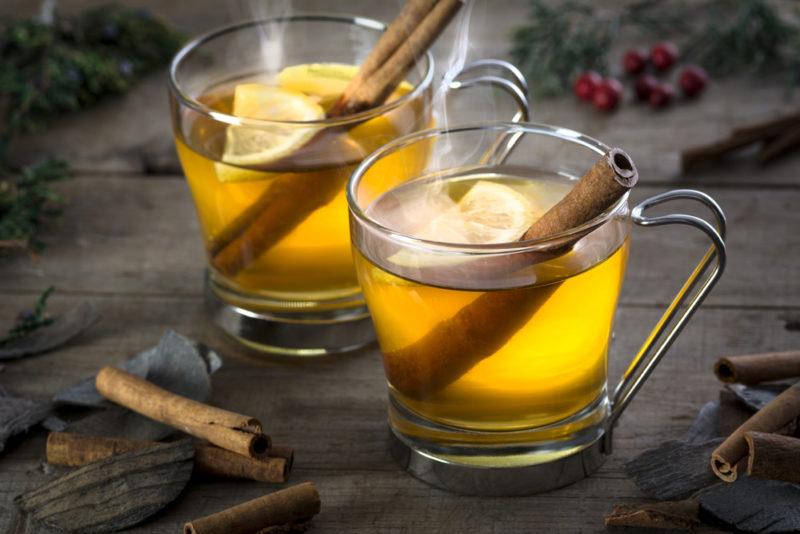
[355,173,628,431]
[175,66,431,307]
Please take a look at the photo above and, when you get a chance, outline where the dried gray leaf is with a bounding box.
[726,383,788,412]
[685,401,722,444]
[0,303,100,360]
[625,439,723,500]
[16,440,194,533]
[699,476,800,533]
[64,331,221,440]
[53,330,221,407]
[0,396,51,452]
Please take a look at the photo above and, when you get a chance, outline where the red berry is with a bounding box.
[650,42,679,71]
[635,74,659,101]
[592,79,622,111]
[649,83,675,109]
[679,65,709,97]
[573,71,602,102]
[622,48,648,75]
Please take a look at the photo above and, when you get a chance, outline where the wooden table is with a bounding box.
[1,1,799,532]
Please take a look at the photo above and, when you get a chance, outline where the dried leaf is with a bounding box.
[625,439,723,500]
[16,440,194,533]
[699,476,800,533]
[0,303,100,360]
[685,401,722,444]
[65,331,222,440]
[53,330,221,407]
[726,383,788,412]
[0,395,51,452]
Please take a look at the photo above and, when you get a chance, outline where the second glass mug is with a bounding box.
[169,15,529,355]
[347,123,726,495]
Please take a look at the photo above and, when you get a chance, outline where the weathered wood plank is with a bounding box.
[0,295,798,532]
[0,176,797,308]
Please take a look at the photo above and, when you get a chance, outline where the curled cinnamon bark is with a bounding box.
[96,366,270,458]
[711,382,800,482]
[184,482,320,534]
[714,351,800,384]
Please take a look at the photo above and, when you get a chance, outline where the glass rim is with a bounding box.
[346,121,630,254]
[168,14,435,128]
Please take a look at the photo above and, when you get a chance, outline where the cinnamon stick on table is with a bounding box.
[185,482,320,534]
[46,432,290,483]
[210,0,462,277]
[745,431,800,483]
[96,366,270,458]
[711,381,800,482]
[386,149,638,399]
[714,351,800,384]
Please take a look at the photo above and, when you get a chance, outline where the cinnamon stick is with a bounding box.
[385,149,637,399]
[96,366,270,458]
[711,382,800,482]
[745,431,800,483]
[714,351,800,384]
[184,482,320,534]
[329,0,462,117]
[46,432,289,483]
[760,126,800,163]
[681,110,800,172]
[604,500,700,530]
[211,0,460,277]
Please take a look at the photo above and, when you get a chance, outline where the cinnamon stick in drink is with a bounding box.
[46,432,289,483]
[386,149,638,399]
[210,0,461,277]
[711,381,800,482]
[184,482,320,534]
[745,431,800,483]
[714,351,800,384]
[96,366,270,458]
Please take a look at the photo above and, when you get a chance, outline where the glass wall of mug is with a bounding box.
[348,123,633,467]
[169,16,434,355]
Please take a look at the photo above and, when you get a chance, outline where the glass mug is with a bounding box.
[169,16,529,355]
[347,122,726,495]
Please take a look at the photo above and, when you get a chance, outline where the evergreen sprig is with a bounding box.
[511,0,800,98]
[0,4,183,254]
[0,286,55,346]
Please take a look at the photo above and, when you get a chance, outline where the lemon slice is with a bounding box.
[278,63,414,110]
[215,84,325,183]
[388,181,536,268]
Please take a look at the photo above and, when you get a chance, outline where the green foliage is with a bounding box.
[0,286,55,346]
[0,4,183,254]
[511,0,800,98]
[0,159,66,252]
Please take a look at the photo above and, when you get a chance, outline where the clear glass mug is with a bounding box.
[347,122,726,495]
[169,15,529,355]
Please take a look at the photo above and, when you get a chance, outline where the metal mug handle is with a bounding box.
[446,59,530,164]
[604,189,727,451]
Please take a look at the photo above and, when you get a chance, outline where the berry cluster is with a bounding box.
[573,42,709,112]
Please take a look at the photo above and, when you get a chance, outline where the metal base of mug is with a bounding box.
[389,429,608,496]
[387,394,610,496]
[204,274,376,356]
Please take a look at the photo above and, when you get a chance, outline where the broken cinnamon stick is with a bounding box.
[711,381,800,482]
[46,432,289,483]
[386,148,637,399]
[745,431,800,483]
[184,482,320,534]
[211,0,461,277]
[96,366,270,458]
[714,351,800,384]
[604,500,700,530]
[681,110,800,172]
